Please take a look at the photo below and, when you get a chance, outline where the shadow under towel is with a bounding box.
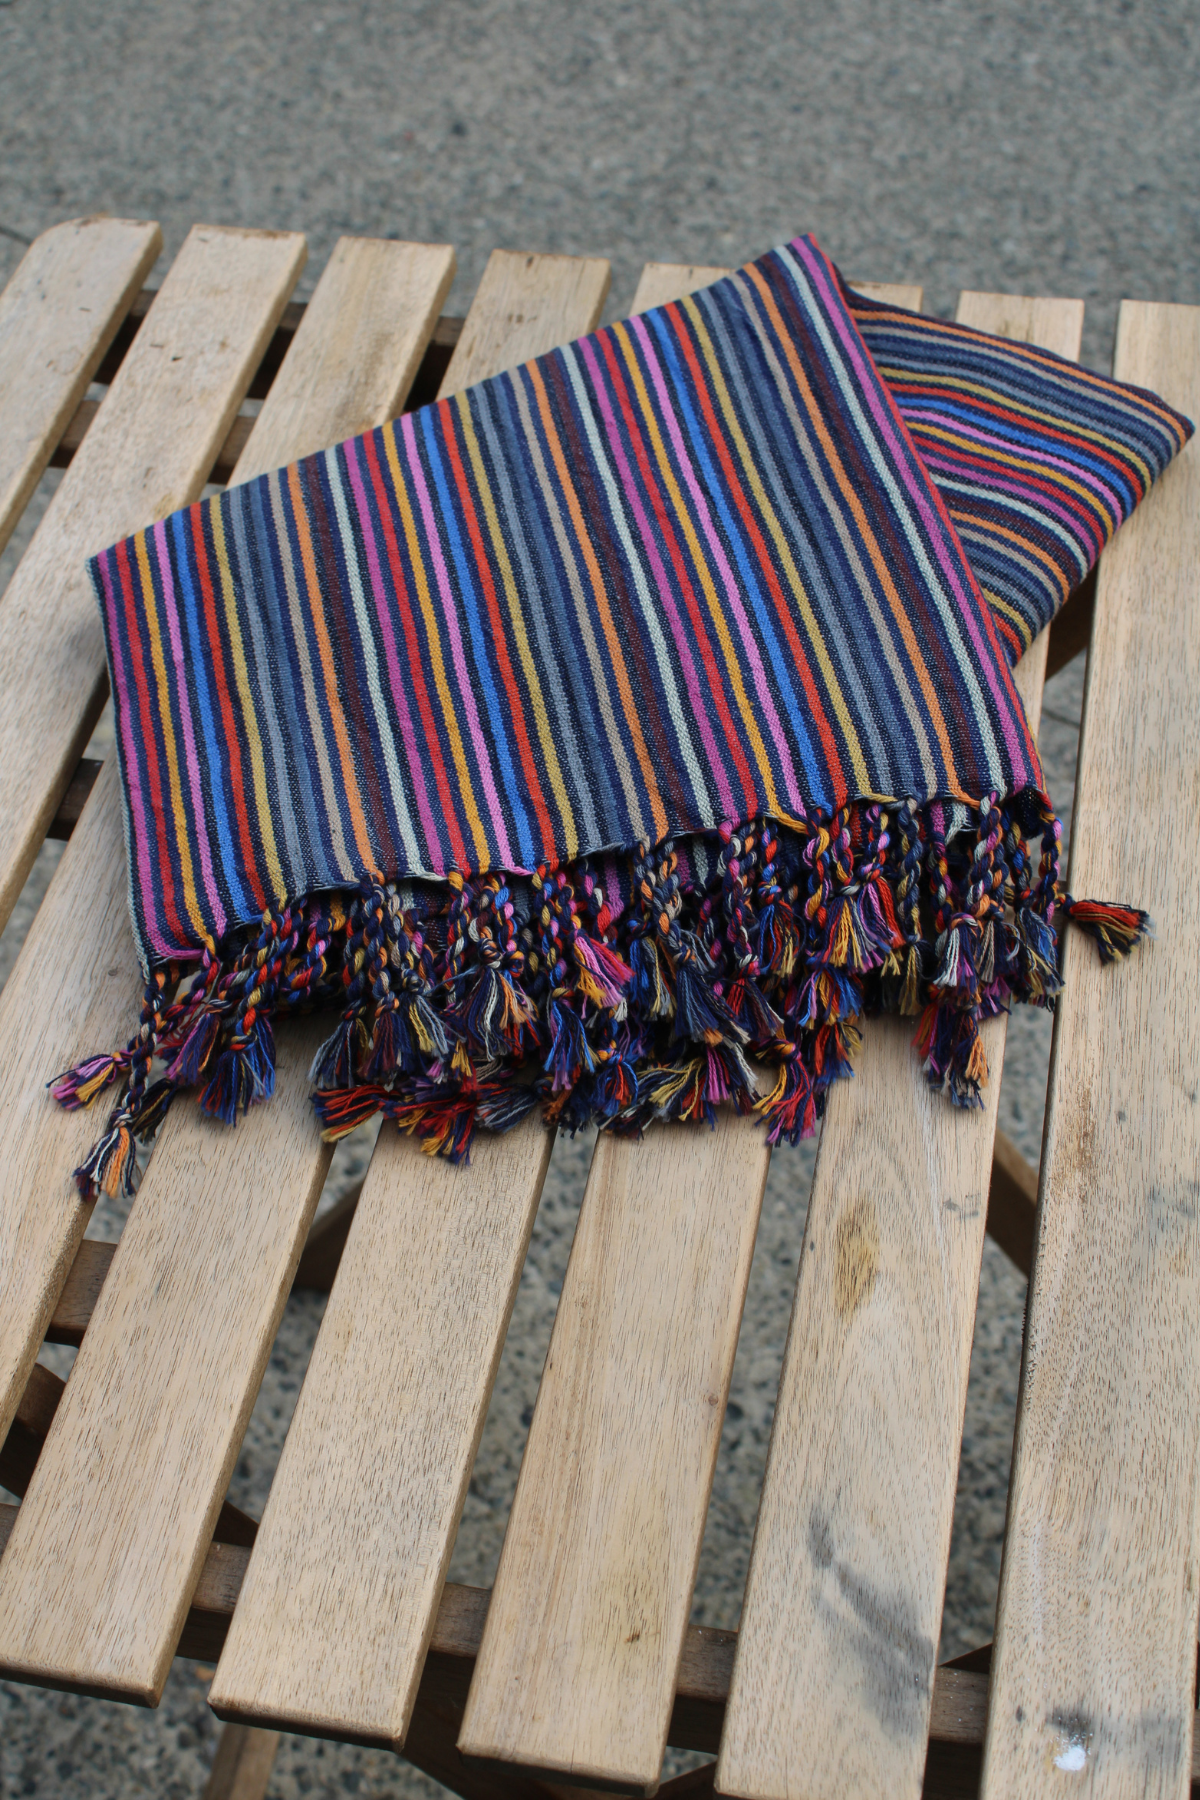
[58,235,1190,1194]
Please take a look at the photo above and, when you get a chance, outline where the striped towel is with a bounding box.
[59,235,1190,1194]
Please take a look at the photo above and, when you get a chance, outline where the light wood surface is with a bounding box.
[457,1123,770,1793]
[0,224,307,939]
[981,302,1200,1798]
[631,263,730,312]
[0,760,141,1445]
[0,1500,1062,1766]
[208,1121,555,1744]
[230,234,455,477]
[442,248,610,389]
[0,236,456,1703]
[201,1725,281,1800]
[207,247,611,1748]
[0,223,323,1449]
[0,215,162,558]
[716,293,1081,1800]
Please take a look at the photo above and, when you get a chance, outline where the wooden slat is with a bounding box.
[458,1123,769,1794]
[981,304,1200,1797]
[209,1122,555,1743]
[0,237,456,1702]
[630,263,730,312]
[0,224,307,939]
[715,294,1084,1800]
[201,1725,280,1800]
[0,1357,258,1546]
[986,1129,1038,1279]
[454,270,925,1796]
[0,226,309,1450]
[206,247,610,1749]
[0,216,161,558]
[0,1502,1052,1767]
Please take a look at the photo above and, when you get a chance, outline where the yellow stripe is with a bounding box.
[611,320,781,814]
[454,393,579,860]
[134,530,208,940]
[741,267,968,798]
[210,506,286,903]
[681,296,872,796]
[907,418,1130,525]
[525,361,669,840]
[877,367,1157,494]
[382,421,490,867]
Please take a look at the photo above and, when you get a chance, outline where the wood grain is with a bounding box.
[0,1502,1079,1768]
[208,1122,554,1744]
[0,215,162,558]
[0,223,307,939]
[0,230,323,1450]
[441,248,610,390]
[981,303,1200,1798]
[0,237,456,1703]
[458,1123,770,1794]
[630,263,730,312]
[228,234,455,479]
[0,225,349,1451]
[715,293,1082,1800]
[206,247,611,1749]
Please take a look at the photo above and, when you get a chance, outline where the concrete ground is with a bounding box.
[0,1,1196,1794]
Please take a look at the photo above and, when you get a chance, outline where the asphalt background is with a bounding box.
[1,1,1197,1794]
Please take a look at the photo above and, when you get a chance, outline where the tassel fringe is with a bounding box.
[54,795,1152,1182]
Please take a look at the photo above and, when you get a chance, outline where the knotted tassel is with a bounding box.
[1063,897,1154,964]
[757,1042,819,1146]
[68,966,178,1201]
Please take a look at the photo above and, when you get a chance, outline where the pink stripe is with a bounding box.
[628,313,803,800]
[918,450,1107,557]
[795,239,1033,781]
[344,437,444,864]
[577,335,737,819]
[400,411,517,868]
[916,414,1126,520]
[99,548,172,960]
[152,519,226,936]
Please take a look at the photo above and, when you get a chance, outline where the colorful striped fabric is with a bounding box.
[61,235,1182,1193]
[847,282,1191,661]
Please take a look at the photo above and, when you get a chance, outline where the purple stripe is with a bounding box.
[99,547,171,959]
[578,333,738,819]
[794,238,1034,781]
[399,411,517,869]
[343,436,444,866]
[628,312,804,801]
[152,519,226,937]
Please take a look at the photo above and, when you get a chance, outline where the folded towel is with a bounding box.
[58,235,1190,1195]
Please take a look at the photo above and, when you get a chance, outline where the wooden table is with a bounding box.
[0,217,1196,1800]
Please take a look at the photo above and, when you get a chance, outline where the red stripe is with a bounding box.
[441,405,558,857]
[668,300,851,807]
[188,505,269,912]
[597,328,760,819]
[115,536,190,947]
[888,382,1151,501]
[361,425,471,871]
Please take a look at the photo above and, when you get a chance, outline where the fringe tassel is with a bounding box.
[55,794,1152,1178]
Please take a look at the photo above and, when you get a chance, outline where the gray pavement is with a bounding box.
[0,1,1196,1794]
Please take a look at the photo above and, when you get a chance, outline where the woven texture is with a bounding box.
[61,235,1188,1187]
[850,281,1190,660]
